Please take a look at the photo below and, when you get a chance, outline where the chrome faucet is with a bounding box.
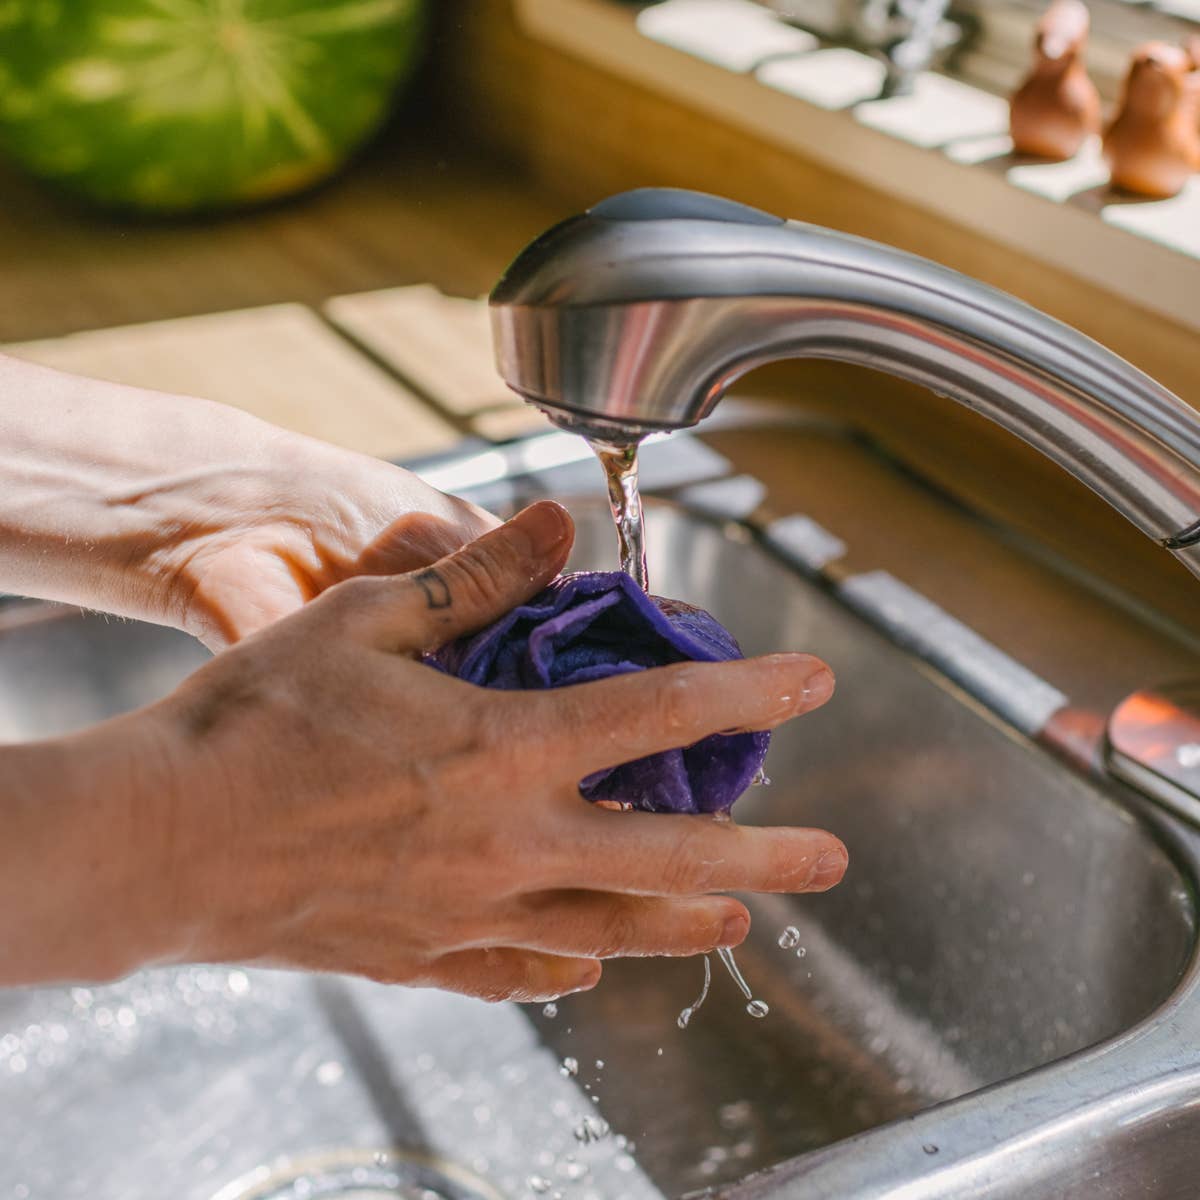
[490,187,1200,580]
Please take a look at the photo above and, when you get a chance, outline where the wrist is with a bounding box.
[0,709,203,985]
[0,353,290,626]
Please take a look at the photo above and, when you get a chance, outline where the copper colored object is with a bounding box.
[1010,0,1101,160]
[1107,683,1200,822]
[1103,42,1200,199]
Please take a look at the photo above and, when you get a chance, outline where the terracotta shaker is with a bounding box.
[1104,43,1200,199]
[1010,0,1101,160]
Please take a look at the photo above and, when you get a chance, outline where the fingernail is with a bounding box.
[720,914,750,947]
[800,664,835,708]
[811,846,849,890]
[568,961,603,994]
[511,502,570,558]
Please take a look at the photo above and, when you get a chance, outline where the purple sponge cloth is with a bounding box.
[426,571,769,814]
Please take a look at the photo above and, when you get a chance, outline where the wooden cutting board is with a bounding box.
[4,303,461,461]
[325,284,554,439]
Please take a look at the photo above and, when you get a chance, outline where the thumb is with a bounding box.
[355,511,492,577]
[348,501,574,653]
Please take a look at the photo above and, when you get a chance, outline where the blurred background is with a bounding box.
[0,0,1198,626]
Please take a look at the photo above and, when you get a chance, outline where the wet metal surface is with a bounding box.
[554,501,1196,1197]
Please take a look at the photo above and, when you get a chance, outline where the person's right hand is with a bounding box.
[5,502,844,999]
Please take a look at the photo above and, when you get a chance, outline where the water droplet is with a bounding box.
[315,1060,344,1086]
[746,1000,769,1018]
[777,925,801,950]
[657,1047,663,1056]
[560,1056,579,1077]
[373,1151,389,1167]
[595,1059,605,1069]
[561,1160,589,1181]
[719,1100,753,1128]
[572,1115,611,1144]
[542,1002,558,1019]
[796,946,807,958]
[923,1143,939,1155]
[678,955,712,1030]
[528,1174,553,1193]
[751,769,771,787]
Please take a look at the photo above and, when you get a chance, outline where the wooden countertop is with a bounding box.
[0,132,556,458]
[0,132,564,344]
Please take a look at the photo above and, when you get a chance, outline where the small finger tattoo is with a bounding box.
[415,569,452,610]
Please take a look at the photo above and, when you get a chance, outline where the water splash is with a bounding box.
[716,947,769,1020]
[677,955,713,1028]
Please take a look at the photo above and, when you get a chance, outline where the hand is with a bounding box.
[2,504,845,997]
[0,355,497,648]
[166,435,499,651]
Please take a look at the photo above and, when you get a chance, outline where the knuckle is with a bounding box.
[595,904,640,958]
[447,542,514,609]
[766,835,813,889]
[473,949,523,1003]
[321,574,380,617]
[361,958,411,987]
[475,695,522,757]
[661,827,707,892]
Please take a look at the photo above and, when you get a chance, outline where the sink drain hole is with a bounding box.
[212,1148,502,1200]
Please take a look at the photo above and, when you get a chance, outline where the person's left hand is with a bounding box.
[0,359,499,643]
[163,435,498,650]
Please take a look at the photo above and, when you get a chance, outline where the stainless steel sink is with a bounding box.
[555,500,1198,1198]
[2,436,1200,1200]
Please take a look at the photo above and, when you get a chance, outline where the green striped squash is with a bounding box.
[0,0,427,214]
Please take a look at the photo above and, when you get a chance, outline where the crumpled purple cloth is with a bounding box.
[427,570,769,814]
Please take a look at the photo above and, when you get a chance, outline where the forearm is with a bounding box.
[0,716,188,985]
[0,352,291,624]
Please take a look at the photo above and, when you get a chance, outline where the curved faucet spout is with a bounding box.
[489,188,1200,578]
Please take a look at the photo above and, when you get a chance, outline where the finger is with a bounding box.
[557,810,848,898]
[529,653,834,782]
[336,501,574,653]
[354,511,492,577]
[505,892,750,959]
[423,948,602,1003]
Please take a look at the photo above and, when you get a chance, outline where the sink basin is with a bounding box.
[2,439,1199,1200]
[552,502,1197,1197]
